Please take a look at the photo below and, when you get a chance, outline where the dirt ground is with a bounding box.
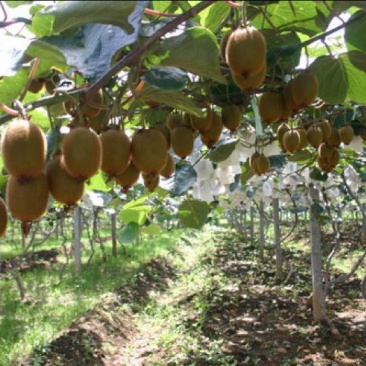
[22,229,366,366]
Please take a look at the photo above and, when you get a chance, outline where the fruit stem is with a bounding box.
[251,95,263,136]
[241,1,247,27]
[19,57,40,102]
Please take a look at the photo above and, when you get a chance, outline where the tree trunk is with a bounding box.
[73,206,82,274]
[309,185,326,322]
[258,200,265,260]
[273,197,283,280]
[111,212,117,257]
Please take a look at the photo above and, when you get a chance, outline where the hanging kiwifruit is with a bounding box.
[0,197,7,237]
[45,74,61,94]
[88,107,110,134]
[327,127,341,147]
[191,107,213,133]
[316,120,332,142]
[231,62,266,91]
[152,124,171,148]
[61,127,102,181]
[167,112,184,130]
[282,129,301,153]
[142,172,160,192]
[160,153,175,178]
[100,128,131,178]
[171,126,194,159]
[291,71,318,107]
[307,125,323,148]
[296,127,308,150]
[28,78,44,93]
[249,151,261,172]
[226,26,266,78]
[64,89,104,118]
[45,156,85,206]
[183,113,197,130]
[114,161,140,193]
[1,119,47,180]
[281,81,300,119]
[250,152,270,175]
[6,174,49,222]
[200,112,224,148]
[219,30,233,63]
[318,142,335,160]
[221,105,242,132]
[276,122,290,150]
[338,125,354,145]
[131,128,168,174]
[258,91,284,124]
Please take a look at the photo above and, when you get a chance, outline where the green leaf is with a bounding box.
[203,1,230,32]
[345,11,366,53]
[5,1,32,7]
[269,154,287,168]
[159,27,226,83]
[0,36,32,76]
[0,69,28,109]
[26,39,67,68]
[240,161,254,184]
[178,199,210,229]
[141,223,161,236]
[310,167,328,181]
[123,195,149,209]
[138,84,202,116]
[207,140,238,163]
[142,67,189,91]
[118,222,139,243]
[119,202,152,225]
[32,1,142,37]
[86,171,110,192]
[287,149,313,164]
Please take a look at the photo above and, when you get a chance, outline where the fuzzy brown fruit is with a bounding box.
[114,161,140,193]
[160,153,175,178]
[258,91,283,124]
[338,125,354,145]
[171,126,194,159]
[296,127,308,150]
[291,71,318,107]
[64,89,104,118]
[28,79,44,93]
[231,62,266,91]
[152,124,171,148]
[282,129,300,153]
[327,127,341,147]
[100,129,131,178]
[250,152,270,175]
[6,174,49,222]
[46,156,85,206]
[131,128,168,174]
[142,172,160,192]
[316,120,332,142]
[88,107,110,134]
[1,119,47,180]
[226,26,266,78]
[219,30,232,62]
[276,122,290,150]
[221,105,242,132]
[0,197,7,237]
[61,127,102,181]
[191,108,213,133]
[281,82,300,120]
[200,112,224,149]
[307,125,323,148]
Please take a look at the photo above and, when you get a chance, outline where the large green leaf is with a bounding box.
[32,1,141,37]
[240,161,254,184]
[119,199,152,225]
[0,69,28,111]
[141,223,161,236]
[86,171,111,192]
[310,51,366,104]
[142,67,189,91]
[118,222,140,243]
[138,84,202,116]
[5,1,32,7]
[178,199,210,229]
[206,140,238,163]
[251,1,330,37]
[345,11,366,53]
[159,27,226,84]
[203,1,230,32]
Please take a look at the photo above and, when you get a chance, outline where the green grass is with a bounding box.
[0,227,183,365]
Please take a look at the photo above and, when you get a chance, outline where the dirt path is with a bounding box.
[25,229,366,366]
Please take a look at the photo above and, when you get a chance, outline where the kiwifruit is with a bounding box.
[0,197,7,237]
[281,82,300,119]
[45,156,85,206]
[45,74,60,94]
[1,119,47,180]
[171,126,194,159]
[183,113,196,130]
[249,151,261,172]
[100,129,131,178]
[291,71,318,107]
[221,105,242,132]
[200,112,224,148]
[131,128,168,174]
[226,26,266,78]
[307,125,323,148]
[317,156,333,173]
[191,107,213,133]
[142,172,160,192]
[250,153,270,175]
[327,127,341,147]
[318,142,335,160]
[296,127,308,150]
[160,153,175,178]
[316,120,332,142]
[88,107,110,134]
[338,125,354,145]
[61,127,102,181]
[28,78,44,93]
[231,62,266,91]
[6,174,49,222]
[219,30,232,63]
[282,129,300,153]
[167,113,184,130]
[64,89,104,118]
[114,161,140,193]
[152,124,171,148]
[276,122,290,150]
[258,91,283,124]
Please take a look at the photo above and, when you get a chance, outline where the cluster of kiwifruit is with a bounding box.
[27,74,61,95]
[258,71,319,125]
[249,151,270,176]
[277,120,355,173]
[220,25,267,91]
